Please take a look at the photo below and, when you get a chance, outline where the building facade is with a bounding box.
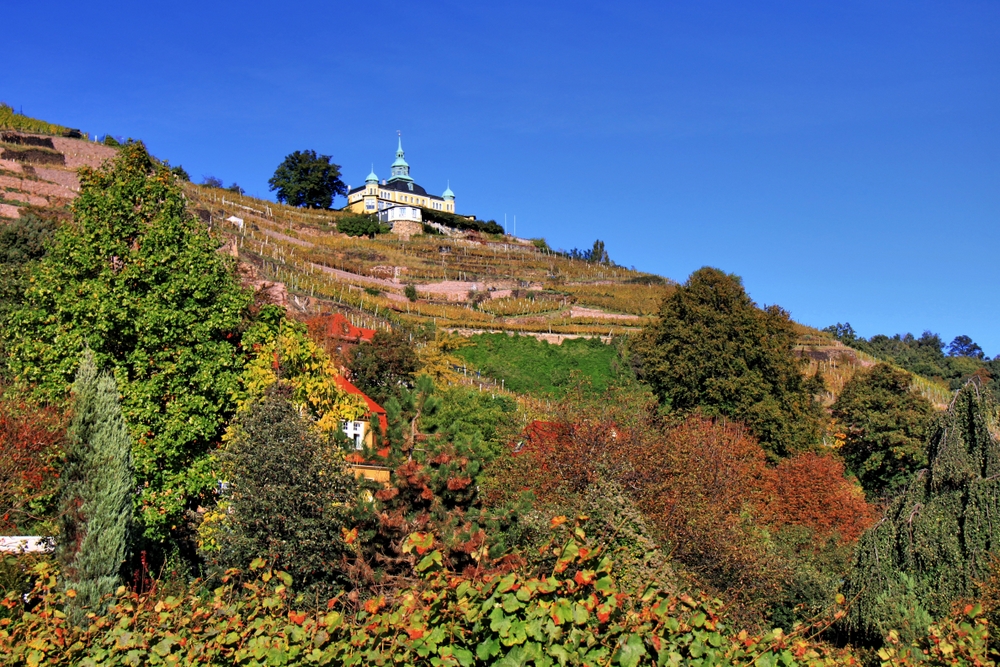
[345,137,455,223]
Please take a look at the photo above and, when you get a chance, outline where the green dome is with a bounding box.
[365,165,378,183]
[442,183,455,199]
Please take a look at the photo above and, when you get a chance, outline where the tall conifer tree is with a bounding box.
[843,381,1000,643]
[59,350,135,623]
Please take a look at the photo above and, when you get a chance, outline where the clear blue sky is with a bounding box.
[3,1,998,355]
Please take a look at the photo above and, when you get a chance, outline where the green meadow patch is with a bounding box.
[452,332,622,397]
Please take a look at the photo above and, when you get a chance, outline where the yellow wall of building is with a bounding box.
[346,184,454,214]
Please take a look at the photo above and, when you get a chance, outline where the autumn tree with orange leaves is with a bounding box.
[0,391,64,533]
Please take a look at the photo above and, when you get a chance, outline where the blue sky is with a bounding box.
[3,1,998,354]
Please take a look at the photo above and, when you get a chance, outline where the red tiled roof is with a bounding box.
[334,374,388,433]
[324,313,376,343]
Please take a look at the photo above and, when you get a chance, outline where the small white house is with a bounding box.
[225,215,245,230]
[378,205,422,225]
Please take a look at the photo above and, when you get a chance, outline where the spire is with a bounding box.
[365,163,378,184]
[389,131,412,182]
[442,180,455,200]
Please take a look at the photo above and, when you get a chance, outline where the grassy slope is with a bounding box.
[452,333,622,398]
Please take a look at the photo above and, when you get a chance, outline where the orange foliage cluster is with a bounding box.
[772,452,875,543]
[616,418,777,597]
[0,395,65,531]
[500,409,877,605]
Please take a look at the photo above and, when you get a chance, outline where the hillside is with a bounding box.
[182,182,673,337]
[0,125,959,409]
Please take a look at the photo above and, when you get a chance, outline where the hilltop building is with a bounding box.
[344,136,455,225]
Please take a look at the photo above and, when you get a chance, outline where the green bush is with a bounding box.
[337,214,388,237]
[832,363,934,498]
[420,207,504,234]
[1,526,871,666]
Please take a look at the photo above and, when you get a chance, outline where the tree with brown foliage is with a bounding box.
[772,452,875,544]
[0,391,64,533]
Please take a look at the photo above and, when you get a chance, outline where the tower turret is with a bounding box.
[389,135,413,182]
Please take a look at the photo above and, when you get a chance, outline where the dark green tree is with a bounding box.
[217,385,358,598]
[843,382,1000,644]
[831,363,934,498]
[948,335,985,360]
[268,150,346,209]
[200,175,223,188]
[589,239,610,264]
[632,267,820,457]
[58,351,135,623]
[347,329,418,405]
[6,142,251,540]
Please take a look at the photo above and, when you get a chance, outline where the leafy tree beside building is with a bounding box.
[268,149,346,209]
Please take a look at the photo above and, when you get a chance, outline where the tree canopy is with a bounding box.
[5,142,252,540]
[824,323,988,388]
[831,363,934,498]
[632,266,820,457]
[268,149,346,209]
[347,329,418,406]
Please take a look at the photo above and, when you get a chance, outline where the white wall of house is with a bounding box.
[378,205,422,224]
[342,420,368,449]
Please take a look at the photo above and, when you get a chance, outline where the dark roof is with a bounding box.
[384,179,427,196]
[347,179,445,201]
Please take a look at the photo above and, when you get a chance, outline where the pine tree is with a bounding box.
[216,385,358,598]
[842,381,1000,644]
[58,350,135,623]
